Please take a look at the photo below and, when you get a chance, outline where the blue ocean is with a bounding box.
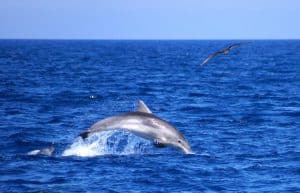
[0,40,299,193]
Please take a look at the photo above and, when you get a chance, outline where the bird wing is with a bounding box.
[227,42,247,50]
[200,42,250,66]
[201,51,223,65]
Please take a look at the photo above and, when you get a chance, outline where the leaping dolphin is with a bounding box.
[79,100,193,154]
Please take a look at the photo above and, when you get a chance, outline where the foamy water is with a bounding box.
[62,130,152,157]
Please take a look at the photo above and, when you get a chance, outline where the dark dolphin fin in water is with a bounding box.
[79,131,90,140]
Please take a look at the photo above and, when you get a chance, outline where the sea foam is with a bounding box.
[62,130,152,157]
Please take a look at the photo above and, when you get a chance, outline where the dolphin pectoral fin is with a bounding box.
[136,100,152,114]
[153,139,166,148]
[79,131,90,140]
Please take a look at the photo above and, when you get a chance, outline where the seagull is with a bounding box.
[201,42,247,65]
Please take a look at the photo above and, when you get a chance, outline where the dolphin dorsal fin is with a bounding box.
[136,100,152,114]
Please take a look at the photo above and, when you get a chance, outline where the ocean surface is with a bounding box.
[0,40,299,193]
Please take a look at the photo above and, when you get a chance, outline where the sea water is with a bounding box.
[0,40,299,192]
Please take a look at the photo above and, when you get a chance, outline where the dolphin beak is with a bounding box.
[176,141,193,154]
[181,145,193,154]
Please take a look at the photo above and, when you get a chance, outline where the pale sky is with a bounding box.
[0,0,299,39]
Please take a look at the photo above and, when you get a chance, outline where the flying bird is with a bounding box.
[201,42,247,65]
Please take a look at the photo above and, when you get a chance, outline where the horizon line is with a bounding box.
[0,38,299,41]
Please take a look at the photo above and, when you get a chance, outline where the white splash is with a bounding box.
[62,130,152,157]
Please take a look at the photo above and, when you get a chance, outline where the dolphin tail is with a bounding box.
[79,131,90,140]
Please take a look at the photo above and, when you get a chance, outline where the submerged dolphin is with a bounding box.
[27,146,55,156]
[79,100,193,154]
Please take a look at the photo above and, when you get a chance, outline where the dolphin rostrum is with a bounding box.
[27,146,55,156]
[79,100,193,154]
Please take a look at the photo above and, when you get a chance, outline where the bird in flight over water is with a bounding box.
[201,42,248,65]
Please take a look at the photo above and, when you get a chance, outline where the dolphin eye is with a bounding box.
[178,140,181,143]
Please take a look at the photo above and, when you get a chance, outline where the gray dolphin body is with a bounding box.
[79,100,192,154]
[27,146,55,156]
